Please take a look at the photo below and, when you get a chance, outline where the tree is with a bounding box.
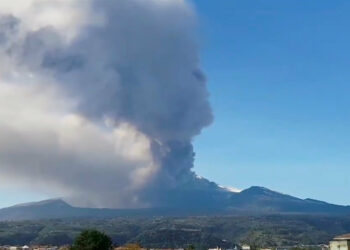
[186,244,195,250]
[71,229,113,250]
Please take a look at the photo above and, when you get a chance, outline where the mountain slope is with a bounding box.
[0,186,349,221]
[228,186,350,214]
[0,199,82,221]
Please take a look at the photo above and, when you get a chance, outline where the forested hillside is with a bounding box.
[0,215,349,249]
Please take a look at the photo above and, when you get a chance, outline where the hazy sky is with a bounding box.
[193,0,350,205]
[0,0,349,208]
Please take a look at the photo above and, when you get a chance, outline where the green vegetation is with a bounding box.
[186,244,196,250]
[71,229,112,250]
[0,215,348,249]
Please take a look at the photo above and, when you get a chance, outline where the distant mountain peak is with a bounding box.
[241,186,276,194]
[10,198,71,208]
[247,186,270,191]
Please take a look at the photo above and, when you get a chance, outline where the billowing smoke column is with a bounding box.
[0,0,216,208]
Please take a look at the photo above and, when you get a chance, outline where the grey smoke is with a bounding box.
[0,0,217,208]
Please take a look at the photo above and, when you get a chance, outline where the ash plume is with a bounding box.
[0,0,217,208]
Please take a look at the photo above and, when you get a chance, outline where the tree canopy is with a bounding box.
[71,229,113,250]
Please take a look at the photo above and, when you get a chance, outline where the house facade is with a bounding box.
[330,234,350,250]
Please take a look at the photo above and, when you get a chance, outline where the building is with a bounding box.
[330,234,350,250]
[241,245,250,250]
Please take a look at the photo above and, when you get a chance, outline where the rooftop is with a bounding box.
[334,234,350,240]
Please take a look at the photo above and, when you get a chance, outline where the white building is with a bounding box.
[330,234,350,250]
[241,245,250,250]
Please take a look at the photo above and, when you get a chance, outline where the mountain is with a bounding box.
[0,199,169,221]
[0,186,349,221]
[228,186,350,214]
[0,199,81,221]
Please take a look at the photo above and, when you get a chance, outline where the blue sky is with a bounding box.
[193,0,350,205]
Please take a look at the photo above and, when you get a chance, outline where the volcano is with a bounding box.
[0,183,349,221]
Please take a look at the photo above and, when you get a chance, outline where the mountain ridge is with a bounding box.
[0,185,349,221]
